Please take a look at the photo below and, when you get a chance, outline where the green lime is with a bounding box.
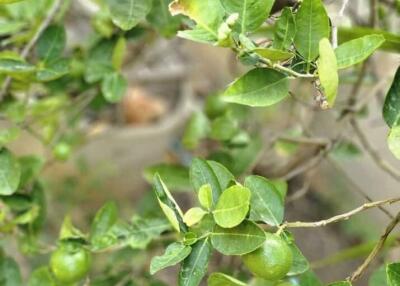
[242,233,293,281]
[53,142,71,161]
[50,244,92,283]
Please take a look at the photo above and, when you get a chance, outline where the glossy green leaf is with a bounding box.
[207,160,234,191]
[210,116,238,141]
[387,262,400,286]
[294,0,329,63]
[211,220,266,255]
[178,27,218,44]
[287,243,310,276]
[0,256,22,286]
[0,59,35,76]
[183,111,210,150]
[190,158,223,207]
[317,38,338,107]
[153,174,187,232]
[273,7,296,50]
[335,35,385,69]
[36,58,69,82]
[213,185,250,228]
[28,267,56,286]
[253,48,294,62]
[208,272,246,286]
[270,179,288,200]
[36,25,66,62]
[383,67,400,128]
[223,68,289,107]
[147,0,182,37]
[198,184,213,210]
[106,0,152,30]
[179,238,212,286]
[244,175,284,226]
[184,207,207,226]
[144,164,190,191]
[90,202,118,245]
[150,242,192,274]
[0,149,21,196]
[101,72,128,103]
[387,117,400,159]
[170,0,224,39]
[219,0,274,33]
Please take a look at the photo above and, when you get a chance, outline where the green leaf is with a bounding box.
[28,267,56,286]
[143,164,190,191]
[287,243,310,276]
[190,158,223,207]
[112,37,126,71]
[213,185,250,228]
[85,40,114,83]
[270,179,288,200]
[177,27,218,44]
[128,216,171,249]
[198,184,213,210]
[253,47,294,62]
[169,0,224,39]
[211,220,266,255]
[60,215,86,240]
[222,68,289,107]
[106,0,152,30]
[210,115,238,141]
[327,282,352,286]
[36,58,69,82]
[369,266,387,286]
[207,161,234,191]
[153,174,187,233]
[150,242,192,275]
[208,272,246,286]
[387,118,400,160]
[297,270,323,286]
[317,38,338,108]
[0,0,26,4]
[0,149,21,196]
[101,72,128,103]
[179,238,212,286]
[183,207,207,226]
[294,0,330,63]
[273,7,296,50]
[36,25,66,62]
[383,67,400,128]
[219,0,274,33]
[335,35,385,69]
[183,111,210,150]
[244,175,284,226]
[387,262,400,286]
[147,0,182,37]
[0,256,22,286]
[0,127,20,146]
[0,59,35,76]
[90,202,118,244]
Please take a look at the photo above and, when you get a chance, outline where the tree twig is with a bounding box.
[282,197,400,228]
[348,210,400,282]
[351,118,400,182]
[0,0,63,101]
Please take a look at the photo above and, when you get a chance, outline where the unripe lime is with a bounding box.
[50,244,91,283]
[53,142,71,161]
[242,233,292,281]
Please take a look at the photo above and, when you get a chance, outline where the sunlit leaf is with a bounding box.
[317,38,338,107]
[208,272,246,286]
[0,149,21,196]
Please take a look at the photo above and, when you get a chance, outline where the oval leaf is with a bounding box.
[211,220,266,255]
[208,272,246,286]
[383,66,400,128]
[150,242,192,275]
[253,48,294,62]
[0,149,21,196]
[387,262,400,286]
[222,68,289,107]
[106,0,152,30]
[335,34,385,70]
[184,207,207,227]
[273,7,296,50]
[318,38,338,108]
[101,72,127,103]
[244,175,284,226]
[213,185,250,228]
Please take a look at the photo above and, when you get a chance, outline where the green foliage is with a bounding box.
[150,242,192,274]
[208,272,246,286]
[317,38,338,107]
[387,263,400,286]
[0,149,21,196]
[106,0,153,31]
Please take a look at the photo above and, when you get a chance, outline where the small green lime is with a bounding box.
[50,244,92,283]
[242,233,293,281]
[53,142,71,161]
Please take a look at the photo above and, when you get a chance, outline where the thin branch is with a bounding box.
[351,118,400,182]
[348,210,400,282]
[332,0,350,48]
[0,0,63,101]
[282,197,400,228]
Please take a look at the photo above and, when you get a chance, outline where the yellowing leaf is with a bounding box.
[317,38,338,108]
